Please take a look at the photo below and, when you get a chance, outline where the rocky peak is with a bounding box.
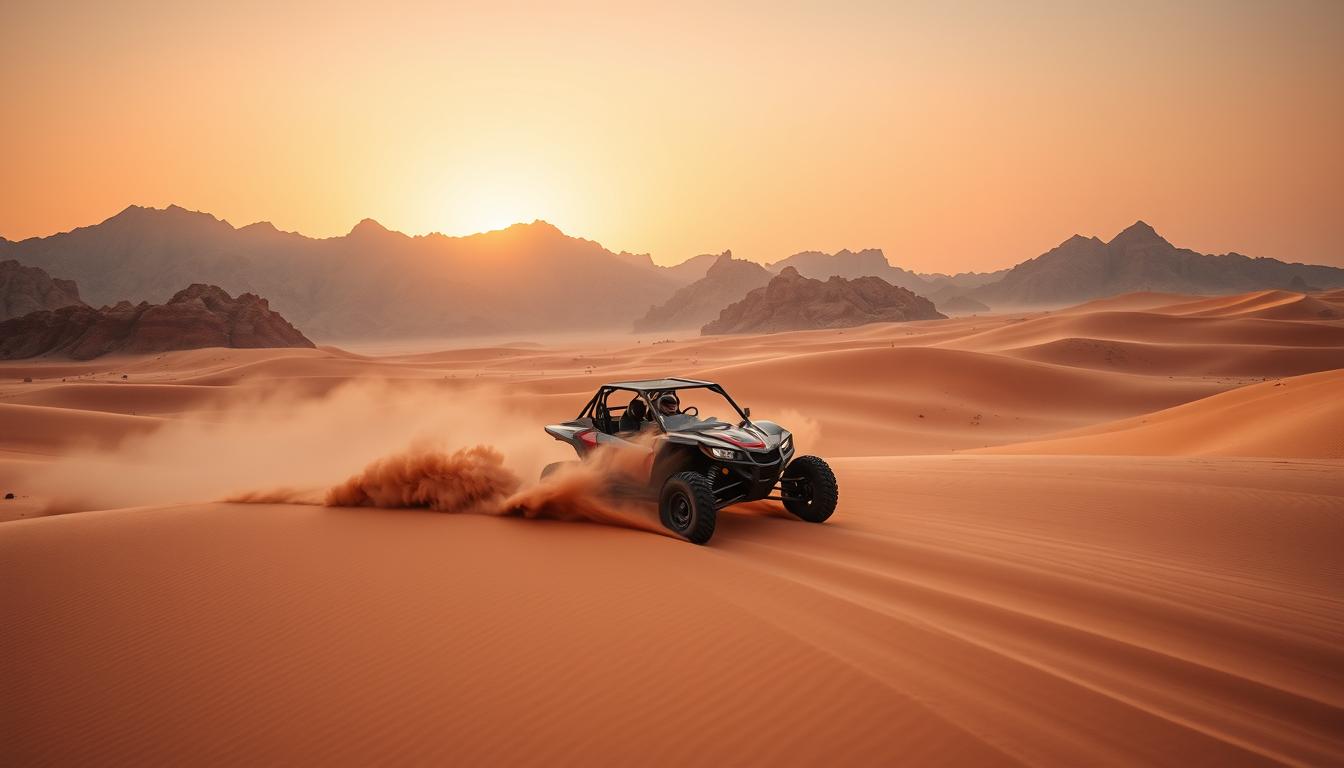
[839,248,888,262]
[240,220,280,234]
[102,204,231,233]
[347,218,390,238]
[170,283,234,304]
[704,250,739,276]
[1109,220,1170,249]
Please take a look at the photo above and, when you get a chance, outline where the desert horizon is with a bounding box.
[6,202,1344,344]
[3,2,1343,766]
[6,201,1343,277]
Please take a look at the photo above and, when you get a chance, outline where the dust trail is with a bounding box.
[326,445,520,514]
[502,460,670,536]
[313,439,671,537]
[29,373,694,537]
[499,431,671,535]
[27,379,555,513]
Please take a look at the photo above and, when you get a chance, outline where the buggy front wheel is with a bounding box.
[781,455,838,523]
[659,471,717,544]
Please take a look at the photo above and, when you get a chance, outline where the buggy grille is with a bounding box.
[752,448,781,464]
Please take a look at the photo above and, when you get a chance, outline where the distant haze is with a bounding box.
[2,2,1342,271]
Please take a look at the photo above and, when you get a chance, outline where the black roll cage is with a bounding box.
[577,381,752,434]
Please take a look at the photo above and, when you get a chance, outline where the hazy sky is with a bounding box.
[2,1,1341,271]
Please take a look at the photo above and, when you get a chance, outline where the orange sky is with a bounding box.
[2,1,1341,271]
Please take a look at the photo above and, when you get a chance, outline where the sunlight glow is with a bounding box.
[456,194,532,234]
[433,157,567,236]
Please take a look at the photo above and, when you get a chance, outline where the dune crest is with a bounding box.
[979,368,1344,458]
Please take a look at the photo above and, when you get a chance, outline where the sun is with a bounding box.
[439,171,561,236]
[457,192,530,234]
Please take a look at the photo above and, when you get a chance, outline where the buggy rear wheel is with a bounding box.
[659,471,717,544]
[781,455,838,523]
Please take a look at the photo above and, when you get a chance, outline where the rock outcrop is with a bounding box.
[938,295,991,315]
[702,267,945,335]
[634,251,772,332]
[0,260,85,320]
[0,284,314,360]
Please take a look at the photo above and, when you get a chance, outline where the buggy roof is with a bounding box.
[601,377,716,392]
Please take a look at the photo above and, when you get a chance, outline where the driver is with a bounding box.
[657,393,679,417]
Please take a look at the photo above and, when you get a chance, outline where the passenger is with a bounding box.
[619,397,648,432]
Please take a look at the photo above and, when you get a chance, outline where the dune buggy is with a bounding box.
[542,377,838,544]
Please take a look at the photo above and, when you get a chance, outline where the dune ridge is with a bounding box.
[979,368,1344,458]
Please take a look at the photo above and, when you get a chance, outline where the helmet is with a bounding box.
[657,393,678,414]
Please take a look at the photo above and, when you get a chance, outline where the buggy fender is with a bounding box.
[648,434,703,487]
[545,424,593,456]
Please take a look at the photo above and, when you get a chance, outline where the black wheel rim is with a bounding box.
[669,491,693,530]
[785,477,813,506]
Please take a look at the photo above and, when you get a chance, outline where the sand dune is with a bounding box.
[0,403,163,454]
[2,456,1341,765]
[945,309,1344,351]
[1005,337,1344,378]
[4,382,234,416]
[2,287,1343,764]
[1056,291,1207,314]
[1154,290,1342,320]
[980,368,1344,458]
[703,345,1226,454]
[3,286,1341,462]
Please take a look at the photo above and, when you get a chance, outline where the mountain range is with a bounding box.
[968,221,1344,308]
[0,206,707,339]
[4,207,1342,340]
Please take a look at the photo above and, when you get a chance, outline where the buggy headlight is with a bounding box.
[780,435,793,454]
[705,446,741,461]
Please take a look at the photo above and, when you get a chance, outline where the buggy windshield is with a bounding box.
[650,386,748,432]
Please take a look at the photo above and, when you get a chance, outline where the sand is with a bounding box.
[2,288,1343,764]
